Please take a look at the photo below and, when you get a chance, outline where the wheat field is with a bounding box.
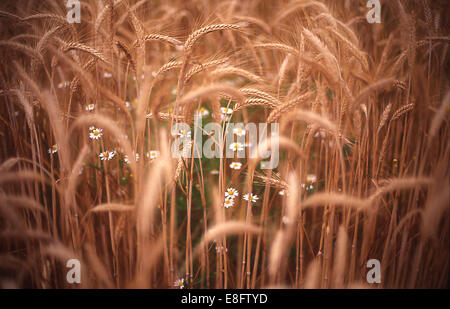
[0,0,448,289]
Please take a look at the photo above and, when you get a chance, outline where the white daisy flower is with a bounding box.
[85,104,95,111]
[210,169,219,175]
[233,127,246,137]
[243,193,258,203]
[306,174,317,183]
[125,101,131,108]
[221,107,233,115]
[229,142,244,152]
[103,72,112,78]
[131,99,138,108]
[99,150,115,161]
[225,187,238,199]
[174,278,184,289]
[48,144,58,154]
[89,127,103,140]
[278,190,285,196]
[282,216,290,225]
[196,107,210,117]
[57,81,70,88]
[229,162,242,170]
[223,198,234,208]
[147,150,160,159]
[314,130,326,138]
[177,128,191,139]
[109,150,116,160]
